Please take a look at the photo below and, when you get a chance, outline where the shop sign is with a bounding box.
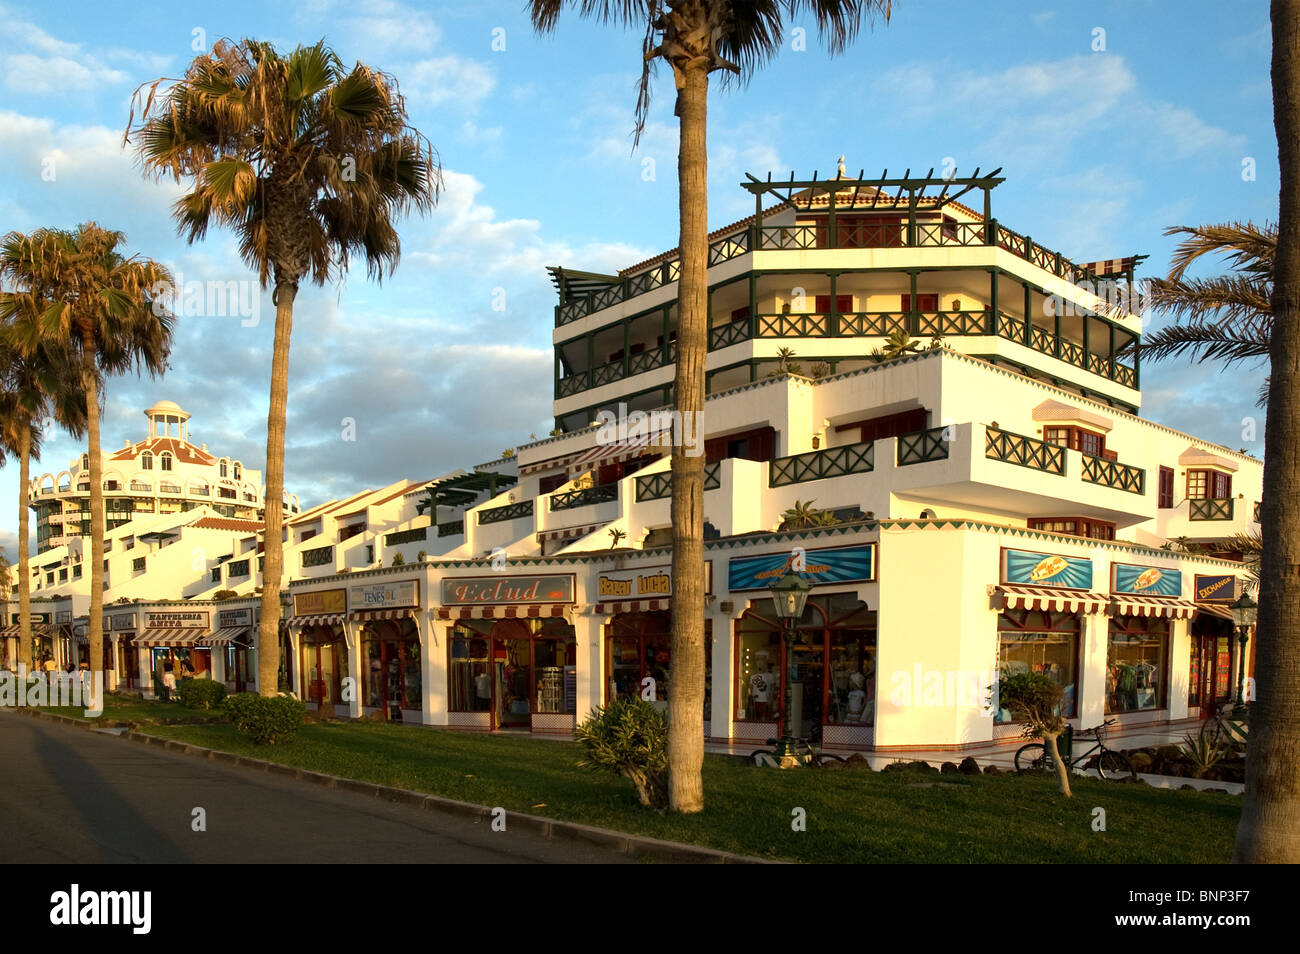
[1002,548,1094,590]
[111,614,137,630]
[293,588,346,616]
[218,608,253,628]
[440,575,574,605]
[1194,574,1238,603]
[350,579,419,609]
[146,610,209,628]
[10,612,51,625]
[1113,563,1182,597]
[55,610,73,624]
[596,563,712,599]
[727,545,874,592]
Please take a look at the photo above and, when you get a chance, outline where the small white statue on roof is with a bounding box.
[837,154,846,178]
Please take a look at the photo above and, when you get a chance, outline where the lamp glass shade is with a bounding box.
[769,571,811,622]
[1230,591,1258,629]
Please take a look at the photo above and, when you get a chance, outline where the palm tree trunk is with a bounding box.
[1044,730,1073,798]
[1236,0,1300,863]
[16,422,32,670]
[256,281,296,697]
[80,329,105,685]
[667,60,709,814]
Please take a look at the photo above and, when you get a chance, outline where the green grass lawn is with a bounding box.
[38,695,227,726]
[140,721,1240,864]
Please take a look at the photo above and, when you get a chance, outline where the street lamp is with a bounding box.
[1229,589,1257,708]
[769,570,811,764]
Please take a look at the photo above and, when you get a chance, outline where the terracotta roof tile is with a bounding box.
[191,517,266,532]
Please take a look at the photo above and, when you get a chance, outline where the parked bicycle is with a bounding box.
[1199,702,1250,750]
[1014,719,1135,780]
[750,737,845,767]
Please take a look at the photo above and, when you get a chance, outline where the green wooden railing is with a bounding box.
[984,427,1066,475]
[897,427,951,466]
[478,500,534,525]
[1081,455,1145,495]
[385,527,427,546]
[437,519,464,537]
[770,442,874,487]
[1189,497,1234,521]
[550,483,619,511]
[635,462,721,501]
[301,545,334,568]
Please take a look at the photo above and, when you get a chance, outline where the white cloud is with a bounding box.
[0,6,161,95]
[405,55,496,109]
[2,53,127,93]
[294,0,443,54]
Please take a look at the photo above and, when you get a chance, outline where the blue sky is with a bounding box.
[0,0,1276,555]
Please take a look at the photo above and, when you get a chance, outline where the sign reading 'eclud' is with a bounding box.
[440,575,574,605]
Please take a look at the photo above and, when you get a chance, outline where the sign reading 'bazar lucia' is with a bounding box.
[597,562,713,599]
[1002,548,1094,589]
[294,588,346,616]
[728,545,874,592]
[441,575,574,606]
[350,579,419,609]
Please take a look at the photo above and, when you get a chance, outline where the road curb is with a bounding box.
[4,708,769,863]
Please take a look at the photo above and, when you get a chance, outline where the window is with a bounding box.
[704,425,776,464]
[339,523,366,541]
[72,565,81,580]
[835,407,927,445]
[361,618,423,712]
[220,461,228,477]
[1043,425,1107,458]
[900,293,940,312]
[995,609,1080,722]
[211,568,221,584]
[228,559,250,578]
[1027,517,1116,540]
[141,453,152,470]
[160,453,173,472]
[1158,466,1175,509]
[233,463,241,480]
[1187,469,1231,500]
[1107,617,1169,713]
[538,473,567,495]
[133,557,146,572]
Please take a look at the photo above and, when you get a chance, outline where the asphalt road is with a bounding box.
[0,712,634,864]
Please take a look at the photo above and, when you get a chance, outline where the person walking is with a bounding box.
[161,661,176,702]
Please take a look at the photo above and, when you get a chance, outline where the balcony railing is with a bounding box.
[1081,455,1145,495]
[993,312,1136,389]
[770,442,874,487]
[385,527,427,546]
[709,321,752,350]
[301,545,334,568]
[635,462,722,501]
[897,427,951,466]
[837,312,908,337]
[1189,497,1234,521]
[984,427,1066,475]
[755,312,829,337]
[437,519,464,537]
[550,483,619,511]
[478,500,534,525]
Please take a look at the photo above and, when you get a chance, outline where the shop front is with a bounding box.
[133,609,212,697]
[2,612,57,668]
[1107,563,1198,723]
[208,606,257,693]
[108,612,138,688]
[439,573,576,733]
[1190,574,1245,714]
[728,545,877,749]
[349,579,423,721]
[288,588,348,714]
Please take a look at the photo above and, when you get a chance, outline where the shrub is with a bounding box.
[575,698,668,809]
[177,678,227,710]
[223,692,306,744]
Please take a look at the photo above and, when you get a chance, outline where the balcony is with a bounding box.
[993,312,1137,388]
[385,527,427,546]
[437,519,464,537]
[1189,498,1234,521]
[301,545,334,568]
[478,500,534,525]
[1081,455,1145,495]
[897,428,951,466]
[551,483,619,511]
[984,427,1066,475]
[770,442,874,487]
[635,462,721,501]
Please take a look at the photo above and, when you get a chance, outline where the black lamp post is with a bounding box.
[769,570,812,763]
[1229,589,1257,708]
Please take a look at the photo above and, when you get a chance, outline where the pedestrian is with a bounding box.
[162,661,176,702]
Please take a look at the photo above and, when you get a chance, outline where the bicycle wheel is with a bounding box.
[1097,750,1135,781]
[1014,743,1052,774]
[812,751,845,766]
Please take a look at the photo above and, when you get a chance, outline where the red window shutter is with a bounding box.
[704,437,726,463]
[1158,467,1174,508]
[730,305,750,323]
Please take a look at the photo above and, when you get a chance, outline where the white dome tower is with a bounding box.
[145,400,192,441]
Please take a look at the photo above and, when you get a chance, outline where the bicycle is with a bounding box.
[750,736,846,767]
[1013,719,1135,780]
[1199,702,1250,750]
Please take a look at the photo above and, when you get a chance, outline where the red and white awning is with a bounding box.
[594,598,669,615]
[0,624,18,638]
[566,432,670,476]
[520,452,583,476]
[350,608,415,622]
[1195,602,1236,621]
[200,626,250,647]
[537,524,604,545]
[134,628,205,648]
[287,613,345,628]
[1111,594,1199,619]
[436,604,570,621]
[989,584,1110,614]
[0,623,55,638]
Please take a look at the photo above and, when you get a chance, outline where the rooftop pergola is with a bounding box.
[547,266,621,300]
[414,471,517,516]
[742,166,1007,228]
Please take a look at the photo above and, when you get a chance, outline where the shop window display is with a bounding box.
[995,609,1080,722]
[1107,616,1168,713]
[449,617,576,724]
[361,617,422,713]
[606,611,711,711]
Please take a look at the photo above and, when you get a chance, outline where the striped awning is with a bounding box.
[988,584,1110,614]
[1078,256,1142,277]
[537,524,603,545]
[0,624,17,638]
[1111,594,1199,619]
[520,452,583,476]
[350,607,415,622]
[1195,602,1236,621]
[436,604,570,621]
[287,613,345,628]
[566,432,670,476]
[134,628,205,648]
[0,623,57,637]
[200,627,250,647]
[595,598,669,615]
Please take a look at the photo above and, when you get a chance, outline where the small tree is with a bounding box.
[998,669,1073,797]
[575,698,668,809]
[391,552,405,566]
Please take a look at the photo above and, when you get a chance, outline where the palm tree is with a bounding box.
[126,39,442,697]
[0,326,86,671]
[1236,0,1300,865]
[1,224,172,682]
[529,0,893,816]
[868,329,924,363]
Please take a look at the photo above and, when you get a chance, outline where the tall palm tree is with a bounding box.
[126,39,442,697]
[0,224,172,684]
[0,327,86,671]
[529,0,893,813]
[1236,0,1300,865]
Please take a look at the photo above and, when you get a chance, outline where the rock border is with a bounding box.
[6,707,772,864]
